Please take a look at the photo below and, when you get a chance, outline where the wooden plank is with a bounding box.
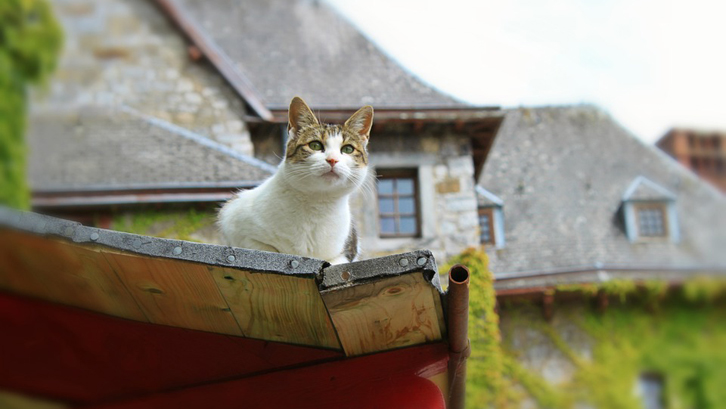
[0,292,342,404]
[102,251,242,335]
[0,230,147,321]
[321,272,445,356]
[86,343,449,409]
[210,267,341,349]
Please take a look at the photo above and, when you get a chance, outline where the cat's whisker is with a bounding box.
[219,96,373,265]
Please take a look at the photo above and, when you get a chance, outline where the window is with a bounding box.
[377,169,419,237]
[475,186,506,249]
[636,204,667,237]
[638,373,664,409]
[478,207,495,245]
[622,177,679,244]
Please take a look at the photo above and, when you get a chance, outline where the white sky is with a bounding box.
[326,0,726,144]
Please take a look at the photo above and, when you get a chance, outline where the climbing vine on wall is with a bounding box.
[0,0,62,208]
[443,248,726,409]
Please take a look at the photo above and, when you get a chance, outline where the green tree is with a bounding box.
[0,0,62,208]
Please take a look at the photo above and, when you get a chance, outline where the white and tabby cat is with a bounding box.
[218,96,373,264]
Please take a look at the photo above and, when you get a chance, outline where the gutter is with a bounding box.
[494,264,726,296]
[31,183,263,208]
[446,265,471,409]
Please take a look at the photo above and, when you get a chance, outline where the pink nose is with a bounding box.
[327,158,338,167]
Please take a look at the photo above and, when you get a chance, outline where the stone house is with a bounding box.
[30,0,503,262]
[479,107,726,275]
[29,0,725,268]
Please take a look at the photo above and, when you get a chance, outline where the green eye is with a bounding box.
[309,141,324,151]
[341,145,355,154]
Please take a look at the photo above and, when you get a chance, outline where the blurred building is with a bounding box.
[656,129,726,193]
[479,108,726,276]
[28,0,726,267]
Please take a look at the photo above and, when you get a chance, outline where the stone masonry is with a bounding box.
[353,125,481,262]
[31,0,254,155]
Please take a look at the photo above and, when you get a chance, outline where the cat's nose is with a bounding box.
[326,158,338,167]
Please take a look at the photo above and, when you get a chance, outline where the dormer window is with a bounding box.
[476,186,505,248]
[621,177,679,243]
[635,204,667,237]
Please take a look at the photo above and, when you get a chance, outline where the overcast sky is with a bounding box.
[326,0,726,144]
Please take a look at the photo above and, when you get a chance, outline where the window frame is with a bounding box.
[376,169,421,238]
[478,207,496,245]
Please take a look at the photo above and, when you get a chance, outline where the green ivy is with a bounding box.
[0,0,62,208]
[111,209,216,242]
[443,248,726,409]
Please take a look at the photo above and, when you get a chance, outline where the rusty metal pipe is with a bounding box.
[446,264,471,409]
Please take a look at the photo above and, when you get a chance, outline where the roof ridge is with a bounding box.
[121,105,278,175]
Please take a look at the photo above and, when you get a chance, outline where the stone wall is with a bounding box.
[353,126,481,262]
[32,0,253,155]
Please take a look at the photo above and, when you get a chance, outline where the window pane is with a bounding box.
[400,217,417,234]
[398,197,415,214]
[397,178,414,195]
[379,198,395,214]
[479,214,491,244]
[638,208,665,237]
[378,179,394,195]
[639,374,664,409]
[380,217,395,234]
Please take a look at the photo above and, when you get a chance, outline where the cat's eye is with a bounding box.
[341,145,355,154]
[309,141,324,151]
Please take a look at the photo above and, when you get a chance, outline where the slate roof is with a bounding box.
[27,107,275,192]
[478,106,726,274]
[171,0,467,110]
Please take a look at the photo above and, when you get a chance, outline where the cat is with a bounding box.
[218,96,373,265]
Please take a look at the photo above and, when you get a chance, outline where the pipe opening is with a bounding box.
[449,265,470,284]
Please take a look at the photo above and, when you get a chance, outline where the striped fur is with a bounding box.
[218,97,372,264]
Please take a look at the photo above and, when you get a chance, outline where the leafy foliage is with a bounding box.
[443,248,726,409]
[0,0,62,208]
[111,209,217,242]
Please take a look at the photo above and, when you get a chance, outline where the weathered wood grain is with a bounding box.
[0,230,147,321]
[102,251,243,335]
[321,272,445,356]
[210,267,341,349]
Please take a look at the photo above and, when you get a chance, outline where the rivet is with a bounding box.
[133,238,142,248]
[227,255,236,262]
[417,257,427,266]
[64,226,74,236]
[173,246,182,255]
[90,233,100,241]
[341,271,351,281]
[291,260,300,269]
[399,258,409,267]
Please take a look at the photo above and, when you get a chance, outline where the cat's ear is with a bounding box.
[344,105,374,139]
[288,96,319,135]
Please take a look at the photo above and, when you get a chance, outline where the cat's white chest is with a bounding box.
[267,206,349,260]
[218,174,352,262]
